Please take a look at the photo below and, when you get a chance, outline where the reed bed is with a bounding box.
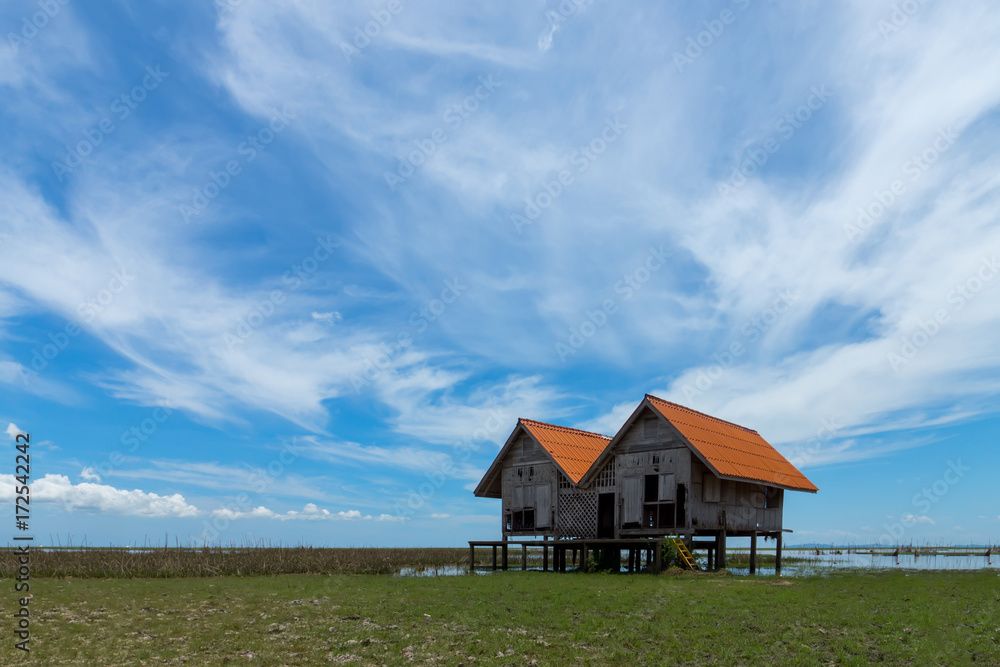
[0,544,469,579]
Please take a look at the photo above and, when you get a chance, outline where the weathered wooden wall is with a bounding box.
[500,434,558,536]
[689,459,783,533]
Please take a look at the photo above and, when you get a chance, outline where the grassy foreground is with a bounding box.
[2,570,998,665]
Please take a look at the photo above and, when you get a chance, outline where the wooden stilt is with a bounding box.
[522,544,528,571]
[654,541,662,573]
[492,545,497,571]
[717,530,727,570]
[749,531,757,575]
[774,533,783,575]
[501,542,508,571]
[543,545,548,572]
[469,544,475,573]
[581,544,589,572]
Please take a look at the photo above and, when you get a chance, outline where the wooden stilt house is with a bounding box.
[474,394,818,569]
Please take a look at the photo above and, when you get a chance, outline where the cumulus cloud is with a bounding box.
[0,474,198,518]
[5,423,23,439]
[210,503,404,522]
[901,513,936,525]
[80,467,102,482]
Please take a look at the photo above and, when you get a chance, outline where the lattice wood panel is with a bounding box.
[594,458,616,490]
[557,489,597,538]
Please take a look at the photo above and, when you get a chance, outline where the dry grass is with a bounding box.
[0,546,470,579]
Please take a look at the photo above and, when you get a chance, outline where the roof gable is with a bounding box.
[644,395,818,493]
[473,420,611,497]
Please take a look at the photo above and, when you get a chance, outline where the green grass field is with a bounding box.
[3,570,998,665]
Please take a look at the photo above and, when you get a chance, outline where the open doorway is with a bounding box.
[598,493,615,538]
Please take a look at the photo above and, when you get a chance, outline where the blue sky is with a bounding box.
[1,0,998,547]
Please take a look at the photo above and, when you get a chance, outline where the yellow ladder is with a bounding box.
[669,537,699,570]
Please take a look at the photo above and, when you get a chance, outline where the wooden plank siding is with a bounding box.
[500,435,559,537]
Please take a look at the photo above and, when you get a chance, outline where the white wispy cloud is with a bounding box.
[211,503,403,522]
[0,473,198,518]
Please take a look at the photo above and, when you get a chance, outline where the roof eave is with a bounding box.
[713,472,819,493]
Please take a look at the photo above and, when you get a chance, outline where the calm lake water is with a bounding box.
[727,551,998,577]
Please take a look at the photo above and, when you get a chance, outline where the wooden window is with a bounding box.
[658,473,676,501]
[622,476,642,525]
[510,484,549,532]
[702,474,721,503]
[535,484,551,528]
[643,417,658,438]
[640,473,678,528]
[765,487,782,509]
[644,474,659,503]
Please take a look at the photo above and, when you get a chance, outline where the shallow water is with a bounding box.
[396,551,998,577]
[725,551,998,577]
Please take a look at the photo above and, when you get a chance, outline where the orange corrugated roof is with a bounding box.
[519,418,611,484]
[646,395,818,492]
